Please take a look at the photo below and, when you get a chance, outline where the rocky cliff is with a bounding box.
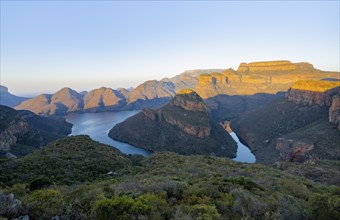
[0,105,72,157]
[0,85,28,107]
[231,80,340,164]
[329,95,340,130]
[286,80,340,106]
[109,90,237,157]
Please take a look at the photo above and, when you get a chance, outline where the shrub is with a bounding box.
[29,177,53,191]
[188,204,221,220]
[23,189,63,218]
[308,193,340,220]
[92,195,151,220]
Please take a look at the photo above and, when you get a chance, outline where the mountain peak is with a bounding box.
[170,89,207,111]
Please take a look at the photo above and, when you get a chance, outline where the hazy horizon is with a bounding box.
[1,1,339,96]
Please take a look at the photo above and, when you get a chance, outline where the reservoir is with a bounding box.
[65,111,256,163]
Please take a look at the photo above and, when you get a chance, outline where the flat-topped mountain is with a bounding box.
[109,89,237,157]
[0,105,72,158]
[231,80,340,164]
[0,85,28,107]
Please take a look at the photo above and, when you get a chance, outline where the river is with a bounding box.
[65,111,256,163]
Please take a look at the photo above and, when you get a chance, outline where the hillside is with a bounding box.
[231,80,340,164]
[0,105,72,157]
[0,135,131,186]
[1,147,339,219]
[109,89,237,157]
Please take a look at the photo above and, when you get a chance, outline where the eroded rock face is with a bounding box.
[237,60,297,72]
[329,95,340,130]
[276,138,315,163]
[0,105,72,157]
[109,90,237,157]
[286,80,340,106]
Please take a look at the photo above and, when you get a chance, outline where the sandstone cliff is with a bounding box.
[109,90,237,157]
[286,80,340,106]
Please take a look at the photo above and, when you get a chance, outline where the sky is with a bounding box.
[1,1,339,96]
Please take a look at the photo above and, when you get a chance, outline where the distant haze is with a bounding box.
[1,1,339,95]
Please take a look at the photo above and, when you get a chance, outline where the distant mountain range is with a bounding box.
[0,85,28,107]
[5,60,340,117]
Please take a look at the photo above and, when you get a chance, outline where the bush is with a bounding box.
[29,177,53,191]
[92,195,151,220]
[23,189,63,218]
[308,193,340,220]
[189,204,221,220]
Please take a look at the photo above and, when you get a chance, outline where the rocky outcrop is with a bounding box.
[109,90,237,157]
[0,105,72,157]
[237,60,297,72]
[286,80,340,106]
[0,85,28,107]
[329,95,340,130]
[276,138,315,163]
[0,190,25,218]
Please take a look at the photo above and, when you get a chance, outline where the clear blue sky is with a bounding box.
[1,1,339,96]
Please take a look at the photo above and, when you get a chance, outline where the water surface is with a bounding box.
[65,111,256,162]
[65,111,150,156]
[230,132,256,163]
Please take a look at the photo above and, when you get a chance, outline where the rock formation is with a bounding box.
[109,89,237,157]
[0,85,28,107]
[237,60,297,72]
[286,80,340,106]
[329,95,340,130]
[0,105,72,157]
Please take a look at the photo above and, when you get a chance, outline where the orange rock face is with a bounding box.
[286,80,340,106]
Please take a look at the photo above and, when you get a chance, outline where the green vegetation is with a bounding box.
[0,136,339,219]
[0,135,131,186]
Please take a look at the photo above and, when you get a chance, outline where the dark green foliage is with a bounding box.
[1,138,339,219]
[22,189,63,219]
[0,135,131,186]
[308,193,340,220]
[29,177,53,191]
[92,196,151,220]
